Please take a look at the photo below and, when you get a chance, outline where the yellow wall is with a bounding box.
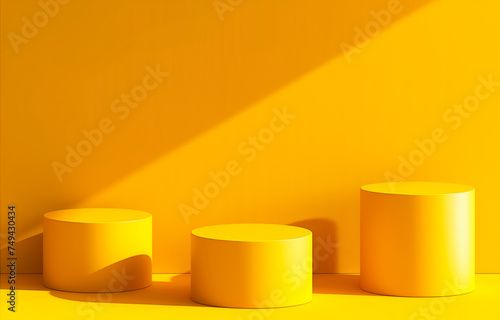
[1,0,499,274]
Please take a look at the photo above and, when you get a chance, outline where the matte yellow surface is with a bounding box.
[361,182,475,296]
[44,208,152,223]
[191,224,312,308]
[2,0,500,275]
[2,274,500,320]
[362,181,474,195]
[43,208,152,292]
[192,223,311,242]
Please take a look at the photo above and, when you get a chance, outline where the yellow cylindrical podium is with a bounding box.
[360,182,475,297]
[43,208,152,292]
[191,224,312,308]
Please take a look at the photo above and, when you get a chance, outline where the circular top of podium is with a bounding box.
[192,224,311,242]
[44,208,151,224]
[361,182,474,196]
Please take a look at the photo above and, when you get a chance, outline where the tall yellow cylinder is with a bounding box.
[43,208,152,292]
[191,224,312,308]
[360,182,475,297]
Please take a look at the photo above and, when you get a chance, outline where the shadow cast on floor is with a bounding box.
[1,273,374,306]
[0,273,200,307]
[50,275,200,307]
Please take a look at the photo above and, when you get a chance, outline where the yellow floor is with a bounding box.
[1,274,499,320]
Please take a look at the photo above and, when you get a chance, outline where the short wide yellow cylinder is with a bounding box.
[360,182,475,297]
[191,224,312,308]
[43,208,152,292]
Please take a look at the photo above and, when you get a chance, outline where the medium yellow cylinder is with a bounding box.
[191,224,312,308]
[43,208,152,292]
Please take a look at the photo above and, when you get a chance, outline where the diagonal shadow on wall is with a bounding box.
[1,0,435,273]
